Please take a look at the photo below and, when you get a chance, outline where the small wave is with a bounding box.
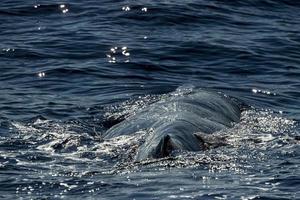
[0,47,104,60]
[1,48,47,59]
[0,4,71,16]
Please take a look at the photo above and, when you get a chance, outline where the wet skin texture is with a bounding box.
[104,90,241,161]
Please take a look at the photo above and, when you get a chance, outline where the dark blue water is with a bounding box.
[0,0,299,199]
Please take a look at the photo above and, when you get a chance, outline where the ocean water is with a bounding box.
[0,0,299,199]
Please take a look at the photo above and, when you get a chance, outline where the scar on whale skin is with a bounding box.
[103,89,242,161]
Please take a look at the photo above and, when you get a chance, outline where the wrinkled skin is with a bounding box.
[104,90,241,161]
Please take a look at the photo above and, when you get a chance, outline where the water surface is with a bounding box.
[0,0,299,199]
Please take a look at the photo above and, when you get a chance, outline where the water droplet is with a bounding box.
[122,6,130,11]
[62,8,69,14]
[107,46,131,63]
[38,72,45,78]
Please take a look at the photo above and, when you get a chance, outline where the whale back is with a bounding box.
[103,89,241,160]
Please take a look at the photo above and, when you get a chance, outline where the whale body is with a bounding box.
[103,89,241,161]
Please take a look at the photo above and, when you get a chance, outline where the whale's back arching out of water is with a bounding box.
[104,89,242,161]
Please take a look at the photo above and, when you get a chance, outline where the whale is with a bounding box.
[103,89,242,161]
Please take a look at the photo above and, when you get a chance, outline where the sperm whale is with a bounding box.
[103,89,241,161]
